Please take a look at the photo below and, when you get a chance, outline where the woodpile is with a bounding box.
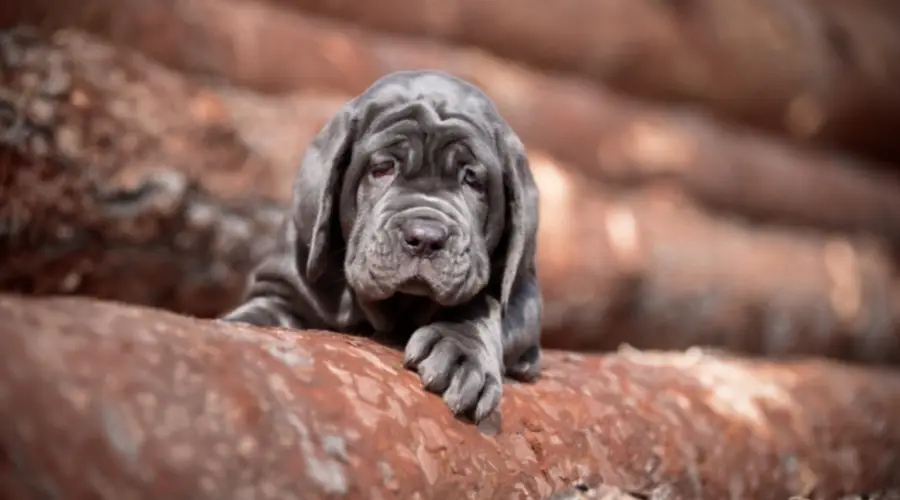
[258,0,900,164]
[3,0,900,496]
[2,295,900,498]
[4,27,900,360]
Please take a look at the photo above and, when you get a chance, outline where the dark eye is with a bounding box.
[370,159,396,179]
[461,167,483,190]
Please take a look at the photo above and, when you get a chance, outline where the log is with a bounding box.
[0,27,288,202]
[0,28,290,318]
[550,489,900,500]
[4,27,900,361]
[0,142,284,319]
[531,156,900,361]
[264,0,900,162]
[8,0,900,164]
[8,6,900,246]
[1,294,899,499]
[8,127,900,360]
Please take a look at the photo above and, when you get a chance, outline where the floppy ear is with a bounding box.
[494,129,540,311]
[293,102,357,283]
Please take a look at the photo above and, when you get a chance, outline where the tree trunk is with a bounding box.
[1,294,899,499]
[4,28,900,361]
[8,0,900,163]
[5,23,900,245]
[235,0,900,164]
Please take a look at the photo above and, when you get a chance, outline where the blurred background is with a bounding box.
[3,0,900,364]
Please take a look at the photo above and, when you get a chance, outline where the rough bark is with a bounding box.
[4,28,900,361]
[7,126,900,360]
[0,143,284,319]
[0,28,290,318]
[259,0,900,162]
[0,27,290,203]
[531,157,900,361]
[8,6,900,247]
[8,0,900,164]
[1,295,899,499]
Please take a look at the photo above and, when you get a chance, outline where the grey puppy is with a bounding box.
[221,70,542,423]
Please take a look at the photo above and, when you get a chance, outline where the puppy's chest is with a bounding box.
[333,287,368,330]
[334,289,437,346]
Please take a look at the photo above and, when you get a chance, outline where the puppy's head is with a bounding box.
[293,70,538,310]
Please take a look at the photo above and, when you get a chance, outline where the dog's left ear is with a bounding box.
[293,100,359,283]
[493,127,539,311]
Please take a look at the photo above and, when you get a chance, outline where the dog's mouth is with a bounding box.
[395,259,440,297]
[355,244,471,304]
[396,276,432,297]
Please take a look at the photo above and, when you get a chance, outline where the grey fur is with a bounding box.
[221,70,542,423]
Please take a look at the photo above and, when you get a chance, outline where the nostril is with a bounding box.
[403,234,423,249]
[400,219,449,255]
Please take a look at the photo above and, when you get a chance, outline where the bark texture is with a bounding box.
[4,28,900,360]
[0,28,287,318]
[0,27,289,201]
[261,0,900,162]
[8,1,900,246]
[1,295,899,499]
[7,0,900,163]
[531,159,900,361]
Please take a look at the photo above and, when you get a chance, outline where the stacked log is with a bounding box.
[4,28,900,361]
[7,0,900,163]
[2,0,900,495]
[260,0,900,163]
[8,0,900,243]
[1,295,898,499]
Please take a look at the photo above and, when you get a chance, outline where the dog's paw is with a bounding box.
[403,324,503,423]
[219,298,301,329]
[506,344,542,382]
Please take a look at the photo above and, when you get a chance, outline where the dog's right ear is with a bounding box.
[292,101,358,283]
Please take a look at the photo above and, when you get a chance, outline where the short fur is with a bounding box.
[221,70,542,423]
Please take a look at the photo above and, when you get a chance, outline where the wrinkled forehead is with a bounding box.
[352,72,500,157]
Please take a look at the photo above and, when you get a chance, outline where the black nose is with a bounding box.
[399,218,449,256]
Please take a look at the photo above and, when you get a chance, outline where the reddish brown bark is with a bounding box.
[8,0,900,163]
[0,27,288,202]
[0,142,284,319]
[15,1,900,246]
[0,28,292,318]
[532,157,900,361]
[260,0,900,162]
[4,28,900,361]
[7,128,900,361]
[1,295,899,499]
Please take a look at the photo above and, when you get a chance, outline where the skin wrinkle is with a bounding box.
[220,69,543,423]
